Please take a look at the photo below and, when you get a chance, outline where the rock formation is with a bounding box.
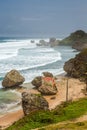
[60,30,87,51]
[31,76,42,88]
[38,77,57,95]
[64,48,87,80]
[31,72,57,95]
[36,38,59,47]
[42,72,53,77]
[22,92,49,115]
[2,69,25,88]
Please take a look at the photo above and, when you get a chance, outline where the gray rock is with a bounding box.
[22,92,49,115]
[2,70,25,88]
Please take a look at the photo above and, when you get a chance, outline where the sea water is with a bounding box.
[0,38,78,114]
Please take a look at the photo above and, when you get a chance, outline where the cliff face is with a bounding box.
[64,48,87,81]
[60,30,87,51]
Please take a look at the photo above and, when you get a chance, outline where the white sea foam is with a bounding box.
[0,39,37,60]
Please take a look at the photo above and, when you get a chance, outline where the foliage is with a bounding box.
[6,98,87,130]
[60,30,87,45]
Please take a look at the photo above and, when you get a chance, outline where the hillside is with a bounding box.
[59,30,87,50]
[6,98,87,130]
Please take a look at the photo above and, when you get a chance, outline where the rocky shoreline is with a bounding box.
[0,74,86,129]
[0,47,87,129]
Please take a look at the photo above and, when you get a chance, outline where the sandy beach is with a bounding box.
[0,75,86,129]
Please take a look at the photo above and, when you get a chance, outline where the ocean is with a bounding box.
[0,38,78,114]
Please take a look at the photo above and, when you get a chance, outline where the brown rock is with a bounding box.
[31,76,42,88]
[63,48,87,79]
[22,92,49,115]
[42,72,53,77]
[38,85,57,95]
[38,77,58,95]
[2,70,25,88]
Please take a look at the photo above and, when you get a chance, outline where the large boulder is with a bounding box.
[31,76,42,88]
[2,70,25,88]
[64,48,87,79]
[42,72,53,77]
[38,85,57,95]
[38,77,58,95]
[22,92,49,115]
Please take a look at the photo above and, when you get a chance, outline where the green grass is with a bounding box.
[6,98,87,130]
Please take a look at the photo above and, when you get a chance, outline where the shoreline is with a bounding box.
[0,73,86,129]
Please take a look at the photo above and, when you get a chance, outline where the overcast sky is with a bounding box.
[0,0,87,38]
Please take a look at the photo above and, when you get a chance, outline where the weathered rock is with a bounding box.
[72,42,87,51]
[38,77,58,95]
[22,92,49,115]
[38,85,57,95]
[31,76,42,88]
[49,38,59,47]
[2,70,25,88]
[64,48,87,79]
[42,72,53,77]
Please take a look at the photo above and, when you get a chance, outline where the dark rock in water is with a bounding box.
[2,70,25,88]
[49,38,59,47]
[64,48,87,80]
[31,76,42,88]
[60,30,87,51]
[36,38,59,47]
[22,92,49,115]
[37,40,48,46]
[31,40,35,43]
[38,77,58,95]
[42,72,53,77]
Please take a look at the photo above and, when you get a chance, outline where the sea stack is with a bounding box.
[2,69,25,88]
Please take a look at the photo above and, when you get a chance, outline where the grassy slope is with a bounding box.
[38,121,87,130]
[6,98,87,130]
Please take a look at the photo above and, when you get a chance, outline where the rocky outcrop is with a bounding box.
[38,77,57,95]
[64,48,87,80]
[22,92,49,115]
[49,38,59,47]
[72,42,87,51]
[42,72,53,77]
[60,30,87,51]
[31,76,42,88]
[2,70,25,88]
[36,38,59,47]
[38,85,57,95]
[31,72,58,95]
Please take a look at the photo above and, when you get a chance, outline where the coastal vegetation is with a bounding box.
[6,98,87,130]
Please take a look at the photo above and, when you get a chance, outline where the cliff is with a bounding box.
[60,30,87,51]
[64,48,87,81]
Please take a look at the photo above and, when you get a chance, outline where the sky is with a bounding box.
[0,0,87,38]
